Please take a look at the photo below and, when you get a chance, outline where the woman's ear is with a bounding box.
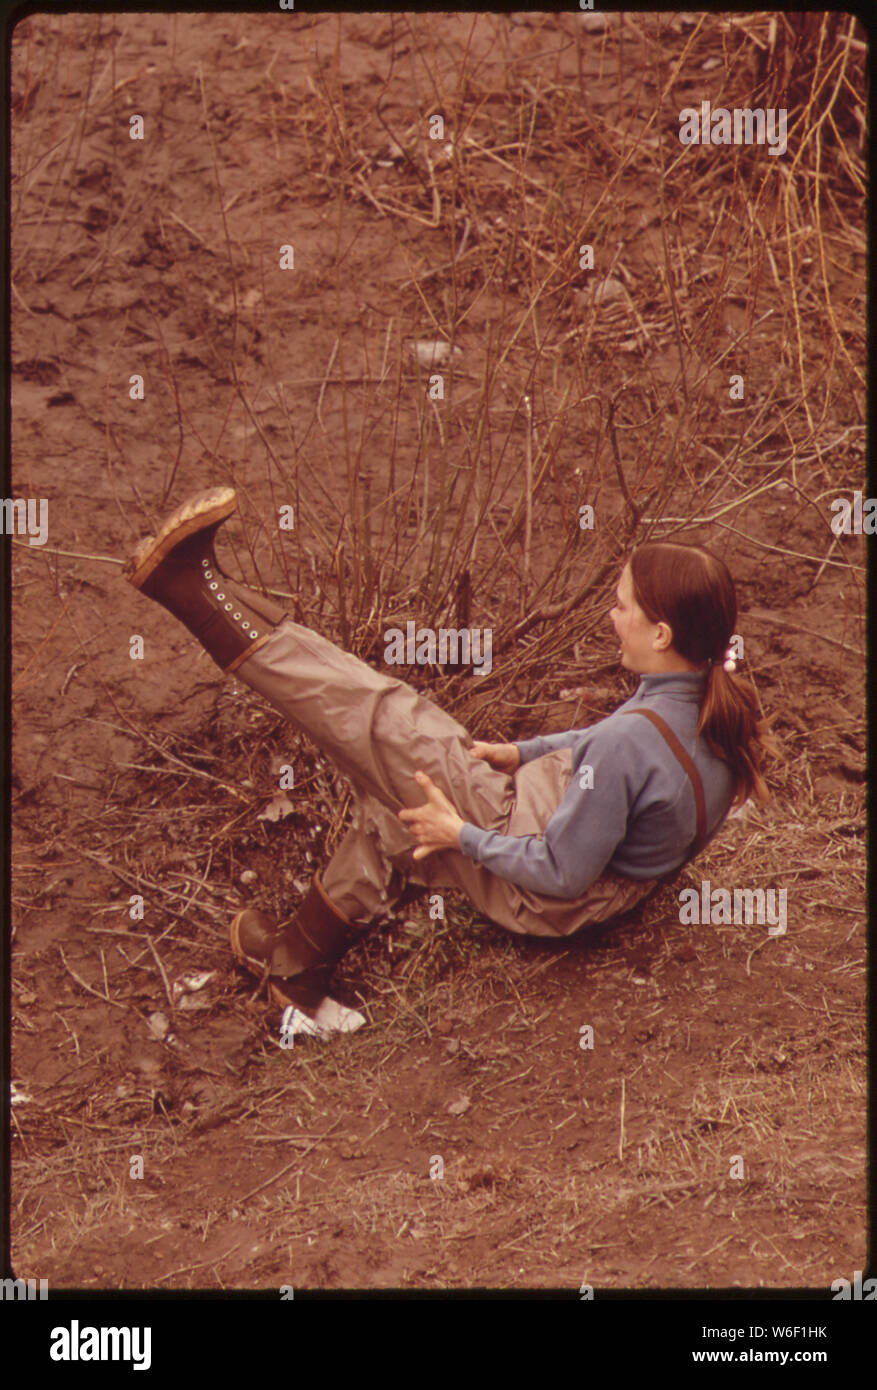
[653,620,674,652]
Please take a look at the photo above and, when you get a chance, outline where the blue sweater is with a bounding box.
[458,671,737,898]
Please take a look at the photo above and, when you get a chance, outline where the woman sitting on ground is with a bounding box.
[125,489,774,1027]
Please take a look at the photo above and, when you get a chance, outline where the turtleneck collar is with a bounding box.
[636,669,707,700]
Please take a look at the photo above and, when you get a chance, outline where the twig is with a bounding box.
[808,532,841,591]
[316,337,338,430]
[10,539,124,565]
[147,937,176,1011]
[522,395,533,592]
[745,937,773,977]
[166,208,210,248]
[11,1106,31,1157]
[154,1247,240,1284]
[745,607,863,657]
[60,664,82,697]
[266,374,396,386]
[87,927,229,951]
[114,760,249,802]
[238,1120,343,1205]
[618,1077,626,1161]
[607,397,640,530]
[11,278,37,317]
[70,843,226,931]
[249,1135,333,1145]
[700,522,865,579]
[57,945,129,1012]
[99,949,111,1002]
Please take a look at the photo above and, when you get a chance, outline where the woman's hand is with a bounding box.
[469,740,521,773]
[397,771,465,861]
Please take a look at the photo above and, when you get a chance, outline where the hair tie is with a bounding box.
[721,644,737,674]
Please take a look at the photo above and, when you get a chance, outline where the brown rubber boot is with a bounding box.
[229,875,356,1013]
[125,487,288,673]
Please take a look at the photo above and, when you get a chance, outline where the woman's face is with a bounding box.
[609,563,668,673]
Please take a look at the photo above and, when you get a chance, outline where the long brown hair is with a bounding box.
[629,541,778,805]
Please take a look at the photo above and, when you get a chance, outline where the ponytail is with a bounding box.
[698,665,778,806]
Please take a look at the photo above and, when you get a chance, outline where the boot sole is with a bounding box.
[125,487,238,590]
[228,909,272,977]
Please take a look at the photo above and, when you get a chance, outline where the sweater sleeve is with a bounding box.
[515,729,586,764]
[459,724,640,898]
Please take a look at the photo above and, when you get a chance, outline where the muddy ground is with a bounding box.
[7,11,867,1293]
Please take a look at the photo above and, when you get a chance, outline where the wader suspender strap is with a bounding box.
[621,708,708,858]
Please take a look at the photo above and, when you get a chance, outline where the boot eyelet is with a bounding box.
[201,559,209,568]
[204,569,213,579]
[224,603,233,612]
[242,622,250,630]
[217,592,225,601]
[233,612,242,621]
[209,582,218,591]
[250,631,259,640]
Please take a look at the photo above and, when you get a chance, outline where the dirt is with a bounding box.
[7,11,866,1294]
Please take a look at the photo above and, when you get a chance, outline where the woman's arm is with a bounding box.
[459,766,630,896]
[399,728,637,897]
[459,728,638,897]
[515,729,585,764]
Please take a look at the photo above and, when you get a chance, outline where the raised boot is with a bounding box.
[125,487,288,673]
[229,874,356,1012]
